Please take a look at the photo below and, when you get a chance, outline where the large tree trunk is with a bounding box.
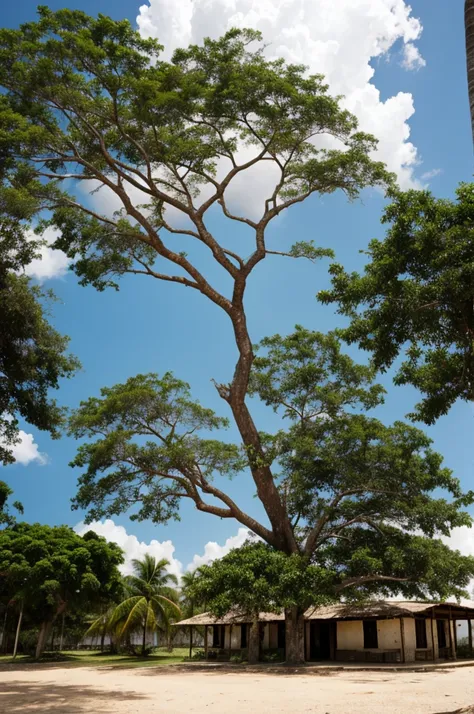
[59,611,66,651]
[248,617,260,664]
[284,607,305,665]
[466,0,474,145]
[35,620,53,660]
[12,604,23,659]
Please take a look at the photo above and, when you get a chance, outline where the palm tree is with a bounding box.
[111,555,180,656]
[466,0,474,144]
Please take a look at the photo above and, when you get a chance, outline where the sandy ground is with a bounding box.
[1,664,474,714]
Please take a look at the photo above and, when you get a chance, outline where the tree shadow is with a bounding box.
[0,681,148,714]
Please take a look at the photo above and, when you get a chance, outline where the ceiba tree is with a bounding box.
[3,8,470,663]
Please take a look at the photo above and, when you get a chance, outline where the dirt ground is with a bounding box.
[1,664,474,714]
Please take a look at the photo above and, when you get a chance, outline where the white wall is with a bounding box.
[337,621,363,650]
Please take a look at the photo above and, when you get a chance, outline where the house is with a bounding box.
[176,601,474,663]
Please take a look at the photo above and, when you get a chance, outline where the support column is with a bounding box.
[430,613,435,661]
[399,618,406,663]
[204,625,209,661]
[448,607,456,660]
[469,619,473,658]
[189,625,193,660]
[228,624,233,660]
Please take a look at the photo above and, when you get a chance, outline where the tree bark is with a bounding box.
[142,606,148,657]
[59,611,66,652]
[1,609,8,654]
[466,0,474,146]
[35,620,53,660]
[12,604,23,659]
[248,616,260,664]
[284,607,305,665]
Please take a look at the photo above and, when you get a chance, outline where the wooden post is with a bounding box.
[399,617,406,663]
[204,625,209,661]
[229,624,233,660]
[469,619,473,657]
[189,625,193,660]
[448,606,456,660]
[430,612,435,661]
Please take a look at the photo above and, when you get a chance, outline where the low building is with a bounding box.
[176,601,474,664]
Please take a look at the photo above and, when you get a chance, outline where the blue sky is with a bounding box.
[2,0,474,573]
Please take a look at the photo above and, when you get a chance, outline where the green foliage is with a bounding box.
[69,372,244,523]
[192,542,336,616]
[0,523,124,656]
[0,9,391,293]
[0,218,79,464]
[0,481,23,527]
[109,554,180,656]
[320,183,474,423]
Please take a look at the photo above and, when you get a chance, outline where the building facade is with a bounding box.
[176,601,474,664]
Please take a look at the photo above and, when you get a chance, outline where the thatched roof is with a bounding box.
[175,600,474,627]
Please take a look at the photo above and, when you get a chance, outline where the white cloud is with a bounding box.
[187,527,252,571]
[74,519,184,580]
[74,519,253,580]
[23,226,71,282]
[137,0,426,190]
[401,41,426,70]
[421,168,442,181]
[2,430,47,466]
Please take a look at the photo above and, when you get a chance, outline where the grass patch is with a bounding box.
[0,647,188,669]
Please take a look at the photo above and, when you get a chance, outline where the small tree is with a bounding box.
[110,555,180,656]
[320,184,474,423]
[192,543,335,663]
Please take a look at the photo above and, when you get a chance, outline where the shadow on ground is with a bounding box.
[435,708,474,714]
[0,681,148,714]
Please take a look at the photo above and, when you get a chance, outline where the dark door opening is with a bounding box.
[309,621,331,660]
[437,620,447,649]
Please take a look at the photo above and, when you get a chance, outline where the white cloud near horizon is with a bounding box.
[137,0,426,190]
[74,519,252,579]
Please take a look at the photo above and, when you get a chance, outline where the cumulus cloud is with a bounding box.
[1,430,47,466]
[401,41,426,70]
[137,0,426,189]
[187,527,252,571]
[23,226,71,282]
[74,519,252,579]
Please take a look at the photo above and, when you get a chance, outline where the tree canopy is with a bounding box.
[0,522,123,657]
[320,183,474,423]
[0,218,79,464]
[0,481,23,527]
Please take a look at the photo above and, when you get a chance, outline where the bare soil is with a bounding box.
[1,663,474,713]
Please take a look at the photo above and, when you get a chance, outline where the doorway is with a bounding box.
[309,621,333,660]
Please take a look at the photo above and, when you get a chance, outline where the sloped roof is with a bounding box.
[175,610,284,626]
[175,601,474,627]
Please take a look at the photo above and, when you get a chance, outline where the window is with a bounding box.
[415,619,428,649]
[212,625,224,649]
[240,624,248,649]
[437,620,447,649]
[363,620,378,649]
